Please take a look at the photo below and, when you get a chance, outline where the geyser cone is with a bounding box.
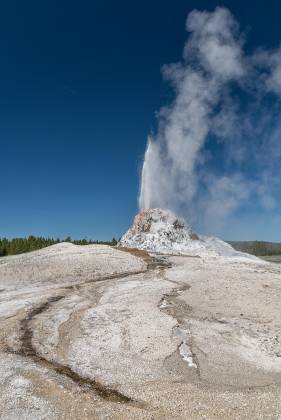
[120,208,257,258]
[120,208,200,254]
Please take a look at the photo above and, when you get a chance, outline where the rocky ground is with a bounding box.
[0,242,281,419]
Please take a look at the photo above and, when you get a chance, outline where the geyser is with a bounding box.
[139,7,281,233]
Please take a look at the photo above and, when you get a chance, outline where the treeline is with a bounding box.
[228,241,281,256]
[0,236,118,257]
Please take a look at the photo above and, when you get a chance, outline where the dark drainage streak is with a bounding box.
[12,295,146,408]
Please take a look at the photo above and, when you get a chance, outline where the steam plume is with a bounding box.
[139,7,281,233]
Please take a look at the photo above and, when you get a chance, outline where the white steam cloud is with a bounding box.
[139,7,281,233]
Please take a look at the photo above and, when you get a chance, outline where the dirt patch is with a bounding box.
[116,246,172,270]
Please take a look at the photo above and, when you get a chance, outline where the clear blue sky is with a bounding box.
[1,0,281,241]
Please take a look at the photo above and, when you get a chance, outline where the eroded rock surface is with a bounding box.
[0,242,281,419]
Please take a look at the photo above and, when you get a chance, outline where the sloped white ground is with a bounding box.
[0,242,146,290]
[0,243,281,419]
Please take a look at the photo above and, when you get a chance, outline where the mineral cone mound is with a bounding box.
[120,208,257,258]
